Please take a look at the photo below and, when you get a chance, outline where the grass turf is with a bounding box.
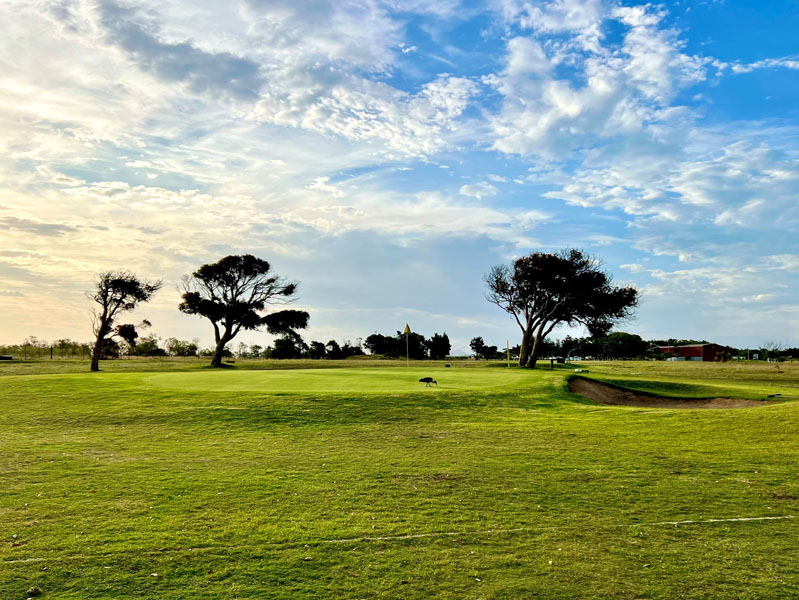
[1,359,799,598]
[144,366,526,393]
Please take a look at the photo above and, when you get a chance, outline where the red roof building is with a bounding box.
[654,344,731,361]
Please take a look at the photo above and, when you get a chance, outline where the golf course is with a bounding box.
[2,359,799,598]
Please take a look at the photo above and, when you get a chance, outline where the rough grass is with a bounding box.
[580,360,799,400]
[2,360,799,598]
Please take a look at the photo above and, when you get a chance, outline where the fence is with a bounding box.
[0,344,92,360]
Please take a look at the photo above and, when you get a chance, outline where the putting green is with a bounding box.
[144,367,528,394]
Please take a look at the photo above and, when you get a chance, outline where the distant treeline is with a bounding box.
[467,333,799,361]
[2,331,795,361]
[234,330,452,360]
[0,330,451,361]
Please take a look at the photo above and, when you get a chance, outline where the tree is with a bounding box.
[308,341,327,359]
[100,339,121,359]
[179,255,309,368]
[484,344,500,359]
[54,338,75,358]
[425,333,451,360]
[272,334,305,359]
[115,324,139,353]
[402,331,428,359]
[364,333,397,356]
[88,271,162,371]
[165,337,199,357]
[325,340,343,359]
[136,334,166,356]
[599,332,647,359]
[486,249,638,368]
[341,340,365,358]
[762,340,786,360]
[115,319,151,354]
[470,336,487,359]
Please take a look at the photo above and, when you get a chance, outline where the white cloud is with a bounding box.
[487,3,708,157]
[307,176,346,198]
[459,181,497,199]
[742,294,774,303]
[542,140,799,230]
[729,56,799,74]
[620,263,644,273]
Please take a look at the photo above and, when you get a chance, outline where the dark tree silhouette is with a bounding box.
[271,334,306,359]
[115,324,138,351]
[179,254,308,367]
[599,332,648,359]
[115,319,151,354]
[88,271,162,372]
[325,340,343,359]
[364,333,396,356]
[308,341,327,359]
[425,332,451,360]
[486,249,638,368]
[469,336,488,359]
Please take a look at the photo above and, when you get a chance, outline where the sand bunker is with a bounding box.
[569,376,772,409]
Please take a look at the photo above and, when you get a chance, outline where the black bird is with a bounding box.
[419,377,437,387]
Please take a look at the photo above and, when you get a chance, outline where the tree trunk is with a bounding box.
[525,337,540,369]
[90,319,109,372]
[518,327,533,367]
[525,322,547,369]
[90,341,102,372]
[210,335,231,368]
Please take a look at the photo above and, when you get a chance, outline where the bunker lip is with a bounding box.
[569,376,774,409]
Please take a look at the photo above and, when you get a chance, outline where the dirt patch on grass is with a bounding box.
[569,376,773,409]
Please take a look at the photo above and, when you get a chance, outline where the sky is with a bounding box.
[0,0,797,354]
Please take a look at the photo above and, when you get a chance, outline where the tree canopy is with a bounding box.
[363,331,448,360]
[179,254,308,367]
[425,332,451,360]
[486,249,638,368]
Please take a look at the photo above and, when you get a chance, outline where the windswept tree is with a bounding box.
[486,249,638,368]
[179,254,309,368]
[88,271,162,372]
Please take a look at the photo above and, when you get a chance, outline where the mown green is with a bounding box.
[1,359,798,599]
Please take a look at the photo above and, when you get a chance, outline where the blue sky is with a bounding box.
[0,0,797,353]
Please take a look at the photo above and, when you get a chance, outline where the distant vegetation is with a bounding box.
[2,250,796,367]
[5,332,797,363]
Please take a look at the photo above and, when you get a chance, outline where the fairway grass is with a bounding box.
[2,361,799,598]
[144,367,528,393]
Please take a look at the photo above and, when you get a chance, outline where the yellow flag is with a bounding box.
[404,323,411,335]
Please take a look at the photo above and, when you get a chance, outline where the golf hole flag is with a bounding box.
[404,323,411,335]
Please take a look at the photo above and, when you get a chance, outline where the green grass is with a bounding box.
[144,366,526,393]
[2,360,799,598]
[577,360,799,401]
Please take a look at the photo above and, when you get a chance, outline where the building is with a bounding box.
[653,343,732,362]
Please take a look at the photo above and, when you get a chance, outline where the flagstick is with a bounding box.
[406,331,409,367]
[507,340,510,368]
